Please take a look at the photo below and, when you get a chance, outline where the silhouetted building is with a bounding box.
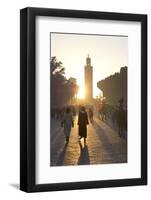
[84,55,93,102]
[97,66,127,108]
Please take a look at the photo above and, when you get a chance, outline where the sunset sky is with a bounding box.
[51,33,128,98]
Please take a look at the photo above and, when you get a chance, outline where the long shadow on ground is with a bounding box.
[55,143,68,166]
[78,142,90,165]
[92,120,127,163]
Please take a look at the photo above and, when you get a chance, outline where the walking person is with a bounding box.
[78,106,89,143]
[88,108,94,123]
[118,98,124,138]
[62,107,74,143]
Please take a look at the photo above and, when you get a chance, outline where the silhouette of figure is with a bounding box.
[118,98,124,138]
[78,106,89,143]
[62,107,74,143]
[88,108,93,123]
[101,101,107,121]
[112,106,118,128]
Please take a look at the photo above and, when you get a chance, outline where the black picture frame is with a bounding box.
[20,7,147,192]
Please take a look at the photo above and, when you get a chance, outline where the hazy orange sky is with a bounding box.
[51,33,128,98]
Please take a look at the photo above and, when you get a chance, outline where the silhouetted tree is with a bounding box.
[50,57,79,109]
[51,56,65,75]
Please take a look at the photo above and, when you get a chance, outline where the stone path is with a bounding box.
[50,116,127,166]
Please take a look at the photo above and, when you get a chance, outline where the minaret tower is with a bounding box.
[84,54,93,102]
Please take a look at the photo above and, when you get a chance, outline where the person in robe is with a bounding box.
[78,106,89,143]
[62,107,74,143]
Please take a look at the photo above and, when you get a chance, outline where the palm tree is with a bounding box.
[50,56,65,75]
[50,57,78,107]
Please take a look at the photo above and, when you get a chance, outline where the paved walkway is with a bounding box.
[50,116,127,166]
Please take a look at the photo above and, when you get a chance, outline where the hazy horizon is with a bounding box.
[50,32,128,98]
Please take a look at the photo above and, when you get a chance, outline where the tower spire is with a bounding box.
[85,55,93,102]
[86,54,91,65]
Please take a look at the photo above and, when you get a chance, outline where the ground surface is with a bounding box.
[50,116,127,166]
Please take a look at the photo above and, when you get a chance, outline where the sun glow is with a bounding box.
[77,84,85,99]
[51,33,128,100]
[76,77,101,99]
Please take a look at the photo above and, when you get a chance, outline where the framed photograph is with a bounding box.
[20,7,147,192]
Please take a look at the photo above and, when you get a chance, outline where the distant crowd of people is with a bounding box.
[51,105,93,143]
[98,98,127,139]
[51,106,76,121]
[51,99,127,143]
